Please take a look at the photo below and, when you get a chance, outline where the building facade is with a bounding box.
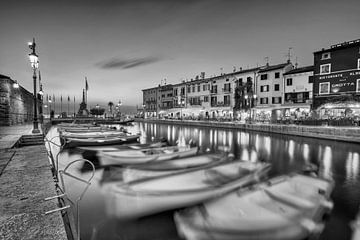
[254,62,293,122]
[283,66,314,120]
[313,39,360,119]
[233,67,260,121]
[142,86,158,118]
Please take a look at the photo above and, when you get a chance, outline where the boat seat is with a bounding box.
[264,189,316,210]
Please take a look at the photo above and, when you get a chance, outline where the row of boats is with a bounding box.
[54,122,335,240]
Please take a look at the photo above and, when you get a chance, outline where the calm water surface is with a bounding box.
[48,122,360,240]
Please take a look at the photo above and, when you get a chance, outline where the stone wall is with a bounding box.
[0,75,34,126]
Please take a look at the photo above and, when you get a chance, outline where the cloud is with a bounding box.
[96,56,162,69]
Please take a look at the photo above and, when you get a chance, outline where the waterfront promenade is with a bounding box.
[0,124,67,240]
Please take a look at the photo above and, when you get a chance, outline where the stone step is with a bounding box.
[22,134,44,139]
[20,141,44,146]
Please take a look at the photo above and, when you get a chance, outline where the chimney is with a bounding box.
[201,72,205,79]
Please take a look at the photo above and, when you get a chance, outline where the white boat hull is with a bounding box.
[104,161,270,219]
[174,174,334,240]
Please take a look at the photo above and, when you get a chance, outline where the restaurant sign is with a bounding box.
[318,71,360,93]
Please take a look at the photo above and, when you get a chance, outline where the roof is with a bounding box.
[314,39,360,54]
[283,65,314,75]
[0,74,11,79]
[142,86,159,92]
[258,63,291,73]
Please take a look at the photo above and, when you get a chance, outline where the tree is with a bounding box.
[108,101,114,117]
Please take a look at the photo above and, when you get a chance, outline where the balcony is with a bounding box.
[210,89,218,94]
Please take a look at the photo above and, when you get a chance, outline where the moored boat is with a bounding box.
[60,130,126,139]
[120,153,229,182]
[104,160,270,219]
[98,146,199,165]
[63,134,140,148]
[174,174,334,240]
[77,140,168,152]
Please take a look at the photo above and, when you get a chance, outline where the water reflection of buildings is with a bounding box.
[346,152,359,181]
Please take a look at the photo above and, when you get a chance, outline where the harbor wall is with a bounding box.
[0,75,35,126]
[136,118,360,143]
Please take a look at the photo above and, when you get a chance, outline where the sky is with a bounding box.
[1,0,360,110]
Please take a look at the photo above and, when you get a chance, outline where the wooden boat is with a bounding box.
[63,134,140,148]
[121,153,229,182]
[61,130,126,139]
[104,160,270,219]
[77,141,169,152]
[98,146,199,165]
[174,174,334,240]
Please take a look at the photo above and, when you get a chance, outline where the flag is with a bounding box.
[85,77,89,91]
[68,96,70,102]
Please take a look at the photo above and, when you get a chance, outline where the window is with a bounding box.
[286,78,293,86]
[308,76,313,83]
[275,72,280,78]
[187,86,191,93]
[224,95,230,105]
[223,83,231,92]
[357,79,360,93]
[203,85,206,91]
[181,87,185,95]
[211,85,218,93]
[260,74,268,80]
[320,64,331,74]
[204,96,209,102]
[174,89,178,96]
[192,85,195,92]
[274,84,280,91]
[358,59,360,69]
[319,82,330,95]
[260,85,269,92]
[321,52,331,60]
[260,97,268,104]
[272,97,282,104]
[197,85,200,92]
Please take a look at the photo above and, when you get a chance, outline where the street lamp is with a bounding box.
[180,99,185,120]
[13,80,19,89]
[28,38,40,133]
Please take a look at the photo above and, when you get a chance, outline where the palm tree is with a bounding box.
[108,101,114,117]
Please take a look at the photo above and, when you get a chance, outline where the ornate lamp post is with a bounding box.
[28,38,40,133]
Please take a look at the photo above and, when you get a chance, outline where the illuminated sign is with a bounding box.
[317,71,360,93]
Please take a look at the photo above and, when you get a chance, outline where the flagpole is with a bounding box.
[73,96,76,118]
[60,95,63,115]
[67,96,70,117]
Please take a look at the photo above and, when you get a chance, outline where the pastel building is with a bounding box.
[283,66,314,119]
[142,86,158,118]
[254,62,293,122]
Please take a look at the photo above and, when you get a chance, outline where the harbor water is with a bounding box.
[48,122,360,240]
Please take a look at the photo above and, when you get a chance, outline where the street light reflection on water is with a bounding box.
[51,122,360,240]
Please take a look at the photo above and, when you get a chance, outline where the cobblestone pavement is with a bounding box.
[0,124,67,240]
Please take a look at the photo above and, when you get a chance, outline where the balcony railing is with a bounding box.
[210,90,218,94]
